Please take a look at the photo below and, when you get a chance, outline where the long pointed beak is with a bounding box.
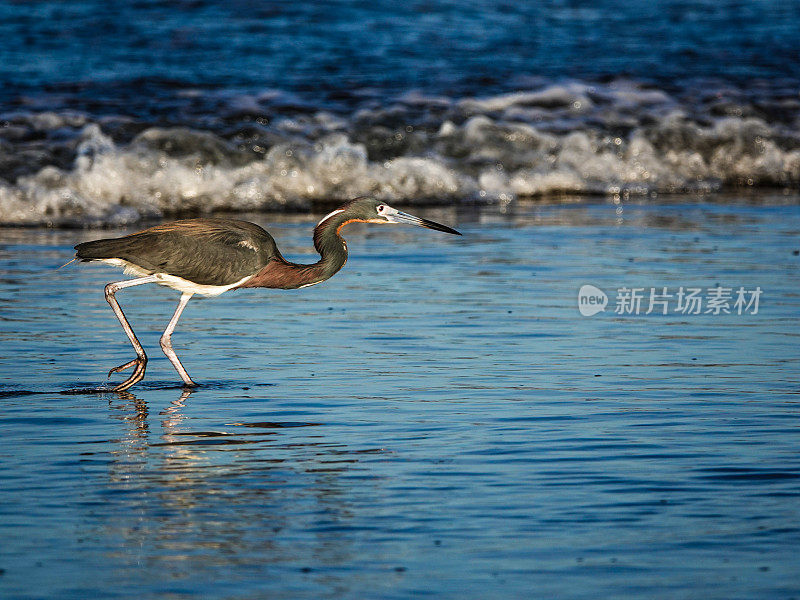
[385,208,462,235]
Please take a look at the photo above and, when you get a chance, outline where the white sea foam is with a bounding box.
[1,81,798,226]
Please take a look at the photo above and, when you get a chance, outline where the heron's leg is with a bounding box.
[104,275,159,392]
[160,293,197,387]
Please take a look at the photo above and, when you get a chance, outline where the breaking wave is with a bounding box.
[1,80,799,226]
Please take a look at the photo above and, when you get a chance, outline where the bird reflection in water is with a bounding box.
[159,387,193,434]
[106,390,150,449]
[98,388,379,583]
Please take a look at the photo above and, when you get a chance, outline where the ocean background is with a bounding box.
[0,0,799,225]
[1,2,800,599]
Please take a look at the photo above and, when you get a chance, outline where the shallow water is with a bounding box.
[1,198,799,599]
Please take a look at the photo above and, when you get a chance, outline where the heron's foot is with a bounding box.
[107,358,138,378]
[108,356,147,392]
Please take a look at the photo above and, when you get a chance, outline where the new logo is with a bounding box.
[578,284,608,316]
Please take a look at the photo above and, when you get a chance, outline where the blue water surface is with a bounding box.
[0,198,799,598]
[1,0,798,116]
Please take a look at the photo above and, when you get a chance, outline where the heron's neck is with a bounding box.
[238,210,354,290]
[308,211,350,282]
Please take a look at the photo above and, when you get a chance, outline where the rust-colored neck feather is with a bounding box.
[238,211,362,290]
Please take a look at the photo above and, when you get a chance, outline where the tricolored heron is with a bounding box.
[72,197,461,391]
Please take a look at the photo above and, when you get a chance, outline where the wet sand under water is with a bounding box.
[0,197,799,599]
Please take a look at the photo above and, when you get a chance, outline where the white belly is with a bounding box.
[99,259,252,297]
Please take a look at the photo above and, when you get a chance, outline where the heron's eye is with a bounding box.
[377,205,386,214]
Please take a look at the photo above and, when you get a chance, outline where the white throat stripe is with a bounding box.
[317,209,344,226]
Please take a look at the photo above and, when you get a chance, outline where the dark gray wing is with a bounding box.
[75,218,281,286]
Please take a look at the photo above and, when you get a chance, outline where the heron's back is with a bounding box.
[75,218,280,286]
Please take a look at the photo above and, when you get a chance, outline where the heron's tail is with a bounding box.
[74,238,131,260]
[64,237,127,269]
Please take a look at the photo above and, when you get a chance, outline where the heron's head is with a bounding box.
[341,197,461,235]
